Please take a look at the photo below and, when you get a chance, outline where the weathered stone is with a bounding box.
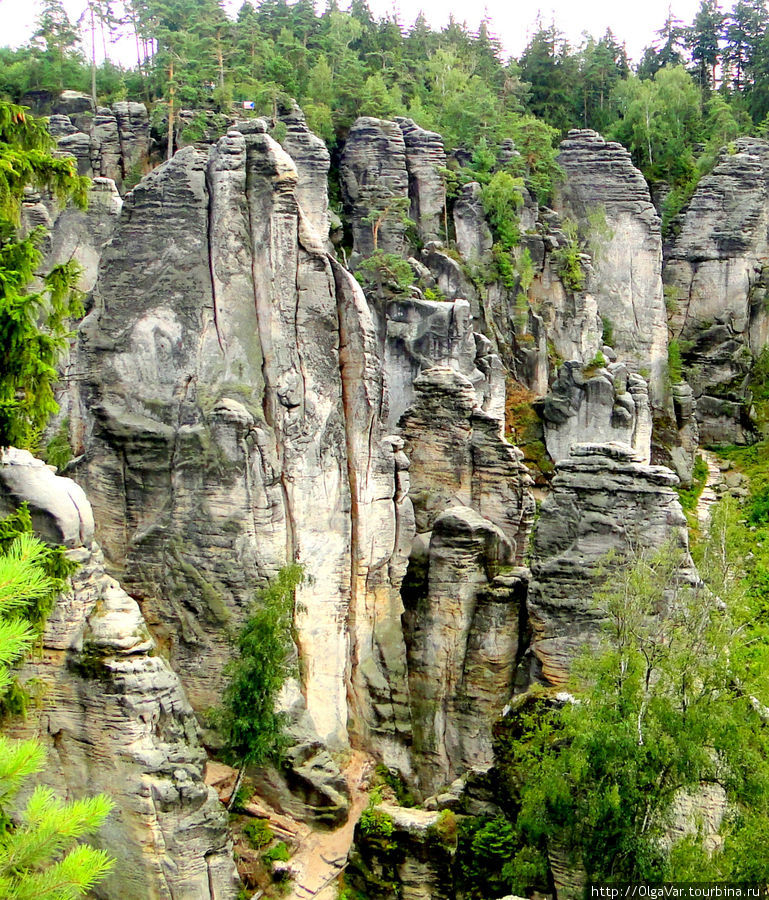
[453,182,493,261]
[541,362,652,463]
[383,296,504,429]
[278,100,331,241]
[665,138,769,443]
[395,117,447,244]
[0,449,239,900]
[347,805,456,900]
[557,130,668,404]
[341,117,410,258]
[400,366,535,559]
[527,443,693,687]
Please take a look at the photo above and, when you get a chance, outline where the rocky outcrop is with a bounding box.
[50,101,150,191]
[67,127,419,772]
[541,362,652,463]
[453,182,493,262]
[383,296,505,429]
[0,449,239,900]
[664,138,769,443]
[405,507,526,794]
[399,368,534,792]
[557,130,668,404]
[527,443,693,686]
[395,117,447,244]
[340,117,410,258]
[347,805,456,900]
[278,100,331,241]
[400,366,535,558]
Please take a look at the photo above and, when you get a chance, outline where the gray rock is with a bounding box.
[278,100,331,241]
[341,117,410,258]
[453,182,493,261]
[665,138,769,443]
[395,117,447,244]
[557,130,668,405]
[527,443,695,686]
[542,362,652,463]
[0,449,239,900]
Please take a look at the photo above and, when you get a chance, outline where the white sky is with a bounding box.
[0,0,704,65]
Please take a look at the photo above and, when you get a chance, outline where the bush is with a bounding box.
[243,818,273,849]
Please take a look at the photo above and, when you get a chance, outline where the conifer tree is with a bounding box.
[0,102,88,451]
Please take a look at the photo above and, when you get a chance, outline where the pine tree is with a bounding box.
[0,102,88,451]
[687,0,725,91]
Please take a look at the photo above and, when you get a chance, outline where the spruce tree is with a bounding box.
[0,102,88,451]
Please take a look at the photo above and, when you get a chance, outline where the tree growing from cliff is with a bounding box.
[0,517,114,898]
[496,502,769,888]
[0,101,88,451]
[218,564,303,810]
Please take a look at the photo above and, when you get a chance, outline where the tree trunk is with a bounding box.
[90,4,97,109]
[216,30,225,90]
[167,58,175,162]
[226,763,246,812]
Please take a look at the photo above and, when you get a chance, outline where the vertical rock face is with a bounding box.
[665,138,769,443]
[51,102,150,191]
[383,296,505,429]
[399,367,534,792]
[278,101,331,241]
[340,117,410,258]
[557,130,668,404]
[541,362,652,463]
[0,449,239,900]
[453,183,493,262]
[404,506,525,794]
[72,129,415,764]
[395,117,447,244]
[527,443,693,687]
[400,366,535,560]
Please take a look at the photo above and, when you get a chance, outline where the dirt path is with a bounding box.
[286,751,372,900]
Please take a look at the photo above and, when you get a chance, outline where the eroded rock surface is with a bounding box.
[341,117,410,258]
[527,443,693,686]
[0,449,239,900]
[557,130,668,404]
[665,138,769,443]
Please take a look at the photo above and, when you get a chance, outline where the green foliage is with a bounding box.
[42,418,72,472]
[552,220,586,293]
[481,171,524,252]
[585,350,607,371]
[676,454,709,513]
[500,510,769,881]
[243,818,273,849]
[372,763,416,807]
[0,516,114,897]
[601,316,614,347]
[0,102,88,451]
[359,806,395,843]
[455,814,546,899]
[217,565,303,771]
[261,840,290,865]
[667,338,684,384]
[357,251,414,299]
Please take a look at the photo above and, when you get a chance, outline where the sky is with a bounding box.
[0,0,704,64]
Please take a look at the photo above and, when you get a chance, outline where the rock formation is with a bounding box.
[341,117,410,258]
[527,443,694,687]
[557,130,668,404]
[0,449,239,900]
[665,137,769,443]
